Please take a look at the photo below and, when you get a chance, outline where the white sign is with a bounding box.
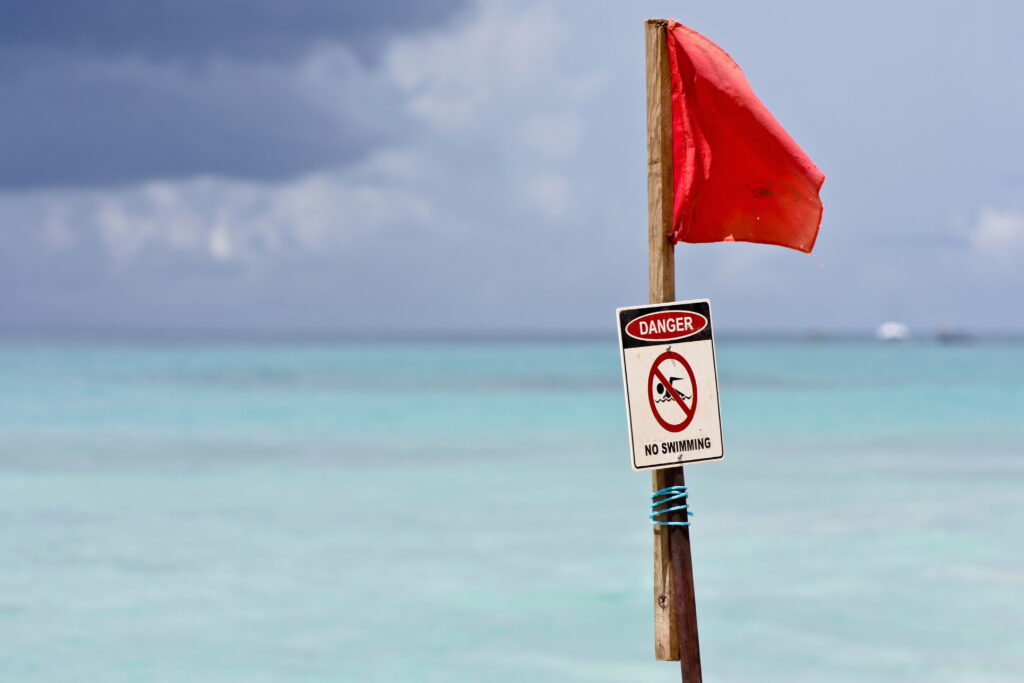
[616,299,724,470]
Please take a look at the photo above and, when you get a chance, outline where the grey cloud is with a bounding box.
[1,51,394,188]
[0,0,467,189]
[0,0,468,63]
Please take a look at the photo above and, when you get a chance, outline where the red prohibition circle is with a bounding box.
[647,350,698,433]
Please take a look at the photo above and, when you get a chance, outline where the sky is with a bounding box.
[2,0,1023,334]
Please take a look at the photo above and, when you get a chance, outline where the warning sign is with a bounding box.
[616,299,724,470]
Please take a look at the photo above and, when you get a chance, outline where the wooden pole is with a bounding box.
[645,18,703,681]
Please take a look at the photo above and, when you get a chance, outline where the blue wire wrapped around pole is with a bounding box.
[650,485,693,526]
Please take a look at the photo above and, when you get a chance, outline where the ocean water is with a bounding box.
[1,339,1022,682]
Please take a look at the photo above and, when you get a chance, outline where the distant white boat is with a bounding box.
[876,321,910,342]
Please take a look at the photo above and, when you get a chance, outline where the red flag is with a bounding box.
[665,21,824,252]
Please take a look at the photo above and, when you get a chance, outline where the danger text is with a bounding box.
[637,316,695,337]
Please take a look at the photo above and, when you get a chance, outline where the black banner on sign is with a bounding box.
[618,300,713,349]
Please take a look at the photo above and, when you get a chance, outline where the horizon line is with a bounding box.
[1,326,1022,344]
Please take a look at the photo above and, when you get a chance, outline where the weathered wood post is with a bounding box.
[645,18,702,681]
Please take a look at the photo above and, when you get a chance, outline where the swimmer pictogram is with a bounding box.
[646,350,697,433]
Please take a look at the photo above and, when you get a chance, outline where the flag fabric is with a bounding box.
[665,20,825,253]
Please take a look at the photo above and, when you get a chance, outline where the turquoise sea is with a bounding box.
[1,339,1022,682]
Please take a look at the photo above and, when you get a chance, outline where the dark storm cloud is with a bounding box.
[0,0,467,63]
[0,0,467,189]
[0,54,388,188]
